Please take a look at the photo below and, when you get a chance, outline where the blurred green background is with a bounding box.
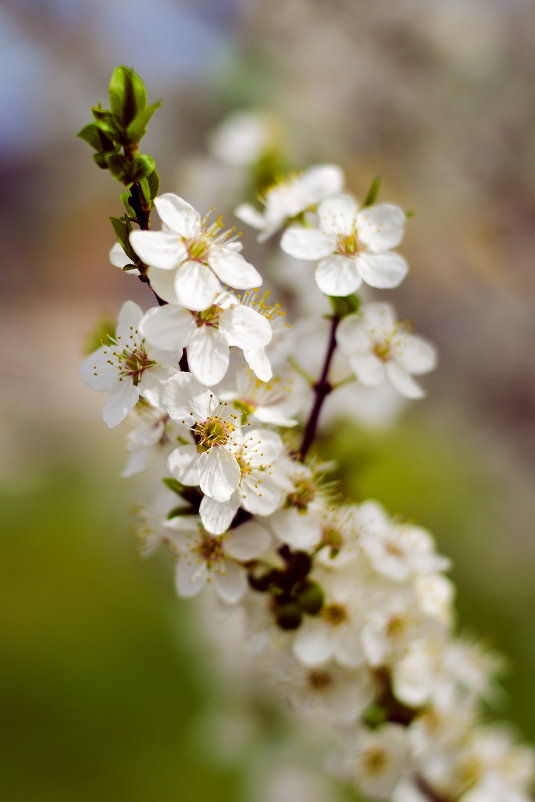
[1,1,535,799]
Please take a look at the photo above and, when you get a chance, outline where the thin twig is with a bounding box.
[298,314,339,460]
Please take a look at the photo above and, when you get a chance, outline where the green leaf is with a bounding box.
[120,190,136,217]
[162,477,186,496]
[106,153,130,183]
[362,174,381,207]
[130,154,156,183]
[125,101,161,143]
[109,65,147,128]
[148,168,160,199]
[109,216,138,262]
[93,152,110,170]
[76,123,103,151]
[167,505,198,519]
[91,107,122,141]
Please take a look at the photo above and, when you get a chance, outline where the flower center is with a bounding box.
[287,477,316,513]
[187,236,211,262]
[386,614,406,639]
[196,535,224,566]
[192,305,221,328]
[307,669,333,690]
[372,340,391,362]
[118,346,156,385]
[322,602,348,626]
[195,417,233,452]
[385,540,403,558]
[321,526,344,556]
[362,747,388,775]
[337,231,363,257]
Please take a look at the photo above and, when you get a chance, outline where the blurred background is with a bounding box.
[1,0,535,799]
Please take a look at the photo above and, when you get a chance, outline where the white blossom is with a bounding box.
[199,427,285,534]
[167,517,270,603]
[130,194,262,310]
[348,724,411,800]
[80,300,178,428]
[281,194,408,294]
[139,291,273,386]
[336,302,437,399]
[235,164,344,242]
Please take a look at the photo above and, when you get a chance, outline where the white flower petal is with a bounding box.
[315,255,362,296]
[130,230,186,271]
[361,302,397,334]
[393,333,437,375]
[116,300,143,339]
[213,561,247,603]
[188,328,230,386]
[336,315,371,353]
[240,429,284,463]
[162,372,216,422]
[299,164,344,203]
[168,444,200,485]
[80,346,115,391]
[357,252,408,289]
[174,260,221,311]
[241,474,282,515]
[318,193,357,235]
[293,621,333,666]
[233,203,266,231]
[175,556,207,598]
[219,305,272,349]
[209,247,262,289]
[140,305,195,352]
[335,631,366,668]
[199,494,239,535]
[280,226,332,260]
[147,266,180,303]
[121,448,150,478]
[349,353,386,386]
[110,243,135,270]
[243,348,272,382]
[385,362,425,399]
[102,381,140,428]
[154,194,201,238]
[356,203,406,251]
[199,448,241,502]
[226,520,271,560]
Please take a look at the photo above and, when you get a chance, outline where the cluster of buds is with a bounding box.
[80,71,534,802]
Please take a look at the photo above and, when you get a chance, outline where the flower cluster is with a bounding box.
[80,86,534,802]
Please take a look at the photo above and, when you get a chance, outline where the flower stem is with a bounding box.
[298,313,339,460]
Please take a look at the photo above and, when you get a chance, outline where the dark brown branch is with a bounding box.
[298,314,340,460]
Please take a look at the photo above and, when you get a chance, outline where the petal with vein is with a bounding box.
[357,252,408,289]
[188,328,230,386]
[315,255,361,296]
[130,230,185,270]
[175,260,221,311]
[154,194,201,238]
[199,447,240,502]
[280,226,332,260]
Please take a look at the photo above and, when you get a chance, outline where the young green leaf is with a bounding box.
[109,216,139,263]
[362,174,381,208]
[91,107,122,141]
[130,154,156,183]
[109,65,147,128]
[126,101,162,143]
[106,153,130,183]
[76,123,104,151]
[148,168,160,200]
